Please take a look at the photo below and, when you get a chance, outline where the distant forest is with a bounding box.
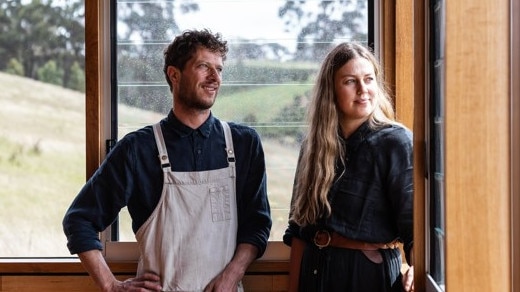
[0,0,367,95]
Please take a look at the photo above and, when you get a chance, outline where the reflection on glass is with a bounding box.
[115,0,368,241]
[428,0,446,289]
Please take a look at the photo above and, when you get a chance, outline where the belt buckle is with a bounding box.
[313,230,331,249]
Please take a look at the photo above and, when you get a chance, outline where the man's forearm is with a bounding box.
[78,249,117,291]
[203,243,259,291]
[225,243,259,279]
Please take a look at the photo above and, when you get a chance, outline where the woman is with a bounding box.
[283,42,414,292]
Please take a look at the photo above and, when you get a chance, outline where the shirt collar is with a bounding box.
[164,110,215,138]
[342,121,371,149]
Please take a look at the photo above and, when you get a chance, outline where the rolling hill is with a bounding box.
[0,72,299,257]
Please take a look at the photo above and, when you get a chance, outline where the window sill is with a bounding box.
[0,242,290,275]
[0,258,289,275]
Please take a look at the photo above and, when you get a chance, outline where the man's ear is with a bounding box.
[167,66,180,85]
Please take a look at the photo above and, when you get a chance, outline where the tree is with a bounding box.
[68,61,85,92]
[0,0,85,90]
[115,1,199,112]
[37,60,63,86]
[0,0,26,72]
[278,0,368,61]
[56,0,85,89]
[6,58,25,76]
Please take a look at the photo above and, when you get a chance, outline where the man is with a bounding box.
[63,29,272,292]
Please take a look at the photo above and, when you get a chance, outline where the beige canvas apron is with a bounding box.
[135,121,242,292]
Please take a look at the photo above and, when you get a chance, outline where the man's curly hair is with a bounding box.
[163,29,228,91]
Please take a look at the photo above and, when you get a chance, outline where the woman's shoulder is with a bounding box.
[367,123,412,146]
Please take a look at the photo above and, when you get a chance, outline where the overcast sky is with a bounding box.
[175,0,294,40]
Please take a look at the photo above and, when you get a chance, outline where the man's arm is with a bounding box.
[79,249,162,292]
[203,243,258,292]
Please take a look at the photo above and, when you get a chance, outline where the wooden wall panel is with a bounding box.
[512,0,520,291]
[0,275,288,292]
[411,0,426,290]
[0,276,100,291]
[242,275,288,291]
[394,0,414,129]
[444,0,511,291]
[381,0,395,94]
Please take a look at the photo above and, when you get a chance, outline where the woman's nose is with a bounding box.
[357,82,367,94]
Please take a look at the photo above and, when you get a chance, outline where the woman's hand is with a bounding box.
[402,266,414,292]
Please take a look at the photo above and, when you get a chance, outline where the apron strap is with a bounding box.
[152,123,171,172]
[153,121,235,174]
[220,121,236,177]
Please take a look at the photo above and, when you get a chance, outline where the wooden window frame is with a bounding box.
[1,2,516,292]
[0,0,414,286]
[0,4,454,292]
[512,0,520,291]
[92,0,379,265]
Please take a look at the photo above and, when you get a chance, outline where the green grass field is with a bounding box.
[0,72,305,257]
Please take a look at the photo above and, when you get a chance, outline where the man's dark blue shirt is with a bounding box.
[63,110,272,257]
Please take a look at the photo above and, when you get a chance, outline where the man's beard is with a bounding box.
[177,86,217,110]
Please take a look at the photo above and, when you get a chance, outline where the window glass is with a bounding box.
[427,0,445,290]
[0,0,85,257]
[113,0,370,242]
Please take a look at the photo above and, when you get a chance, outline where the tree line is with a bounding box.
[0,0,366,95]
[0,0,85,91]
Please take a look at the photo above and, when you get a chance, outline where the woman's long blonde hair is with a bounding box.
[290,42,397,226]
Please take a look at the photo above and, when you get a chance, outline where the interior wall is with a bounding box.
[444,0,511,291]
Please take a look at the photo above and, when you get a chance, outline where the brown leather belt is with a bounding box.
[313,230,399,250]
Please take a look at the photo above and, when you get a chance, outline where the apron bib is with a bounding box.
[135,121,242,292]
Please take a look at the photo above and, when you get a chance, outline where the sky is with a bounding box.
[118,0,368,57]
[173,0,367,54]
[175,0,295,40]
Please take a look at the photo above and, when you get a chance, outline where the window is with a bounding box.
[100,0,373,260]
[0,0,85,257]
[426,0,445,290]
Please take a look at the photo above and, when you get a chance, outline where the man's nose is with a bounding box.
[208,68,221,80]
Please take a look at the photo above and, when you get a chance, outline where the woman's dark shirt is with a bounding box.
[63,110,272,257]
[284,121,413,261]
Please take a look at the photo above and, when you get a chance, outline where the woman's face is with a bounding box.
[334,57,378,124]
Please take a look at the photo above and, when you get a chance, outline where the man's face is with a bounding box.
[171,47,224,111]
